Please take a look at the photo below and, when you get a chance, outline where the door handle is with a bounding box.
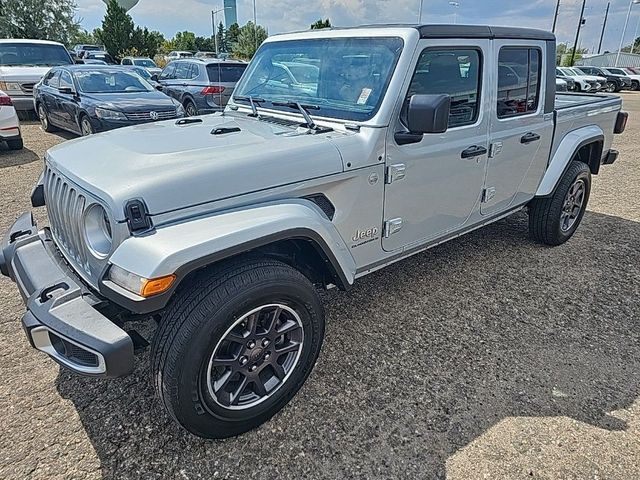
[521,132,541,144]
[461,145,488,159]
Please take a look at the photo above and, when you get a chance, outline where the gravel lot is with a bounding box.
[0,95,639,480]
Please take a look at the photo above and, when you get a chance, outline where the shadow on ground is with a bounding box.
[55,210,640,479]
[0,145,39,168]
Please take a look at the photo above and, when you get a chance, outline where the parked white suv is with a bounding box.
[0,40,73,114]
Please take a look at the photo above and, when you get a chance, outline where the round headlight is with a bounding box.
[84,204,112,258]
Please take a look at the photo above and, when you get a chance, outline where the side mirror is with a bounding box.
[58,86,74,95]
[150,74,159,82]
[74,59,85,64]
[396,94,450,145]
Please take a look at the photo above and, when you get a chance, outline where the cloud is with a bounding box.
[75,0,639,52]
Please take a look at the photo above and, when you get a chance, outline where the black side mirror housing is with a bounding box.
[150,74,159,82]
[58,86,74,95]
[395,94,451,146]
[407,94,451,134]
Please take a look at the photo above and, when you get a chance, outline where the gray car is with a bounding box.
[156,58,247,115]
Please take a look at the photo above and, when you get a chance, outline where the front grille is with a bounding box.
[20,83,35,94]
[125,109,177,121]
[43,167,90,274]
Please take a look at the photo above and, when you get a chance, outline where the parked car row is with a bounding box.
[556,65,640,93]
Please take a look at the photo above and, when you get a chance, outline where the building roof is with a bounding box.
[575,52,640,68]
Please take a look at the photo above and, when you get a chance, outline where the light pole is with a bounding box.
[449,1,460,24]
[598,2,610,54]
[570,0,586,67]
[552,0,560,33]
[212,6,232,56]
[616,0,640,66]
[418,0,424,23]
[631,13,640,54]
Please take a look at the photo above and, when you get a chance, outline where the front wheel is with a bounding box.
[605,82,616,93]
[151,257,325,439]
[79,115,94,136]
[528,161,591,246]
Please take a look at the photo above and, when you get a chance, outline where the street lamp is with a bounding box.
[212,6,232,56]
[449,2,460,24]
[616,0,640,66]
[418,0,424,23]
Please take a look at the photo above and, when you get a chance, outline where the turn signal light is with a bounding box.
[201,85,225,95]
[141,274,176,297]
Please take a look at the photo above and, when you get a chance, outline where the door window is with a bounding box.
[59,71,74,90]
[497,48,541,118]
[160,64,176,80]
[43,70,60,88]
[174,62,192,80]
[404,48,482,128]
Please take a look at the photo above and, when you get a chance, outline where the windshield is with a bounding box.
[75,70,154,93]
[0,43,71,67]
[134,59,156,68]
[608,68,626,75]
[233,37,404,122]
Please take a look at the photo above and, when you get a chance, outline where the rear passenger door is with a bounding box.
[482,41,554,215]
[159,63,177,98]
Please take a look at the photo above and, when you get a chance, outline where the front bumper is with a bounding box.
[1,213,134,377]
[9,95,36,111]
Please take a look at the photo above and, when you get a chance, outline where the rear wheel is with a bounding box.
[6,138,23,150]
[151,256,325,439]
[184,99,198,117]
[37,103,56,133]
[632,81,640,91]
[529,161,591,246]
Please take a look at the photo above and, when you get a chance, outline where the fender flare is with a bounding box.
[100,200,356,314]
[535,125,604,197]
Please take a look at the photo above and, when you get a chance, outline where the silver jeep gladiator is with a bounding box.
[0,25,627,439]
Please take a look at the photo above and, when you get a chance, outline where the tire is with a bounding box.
[6,138,23,150]
[605,82,616,93]
[632,81,640,92]
[79,115,93,136]
[184,99,198,117]
[529,161,591,246]
[37,103,56,133]
[151,256,325,439]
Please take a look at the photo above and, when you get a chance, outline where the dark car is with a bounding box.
[84,51,116,65]
[33,65,185,136]
[155,59,247,115]
[575,66,629,92]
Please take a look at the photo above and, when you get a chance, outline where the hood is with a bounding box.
[0,65,53,82]
[82,91,178,111]
[46,113,346,220]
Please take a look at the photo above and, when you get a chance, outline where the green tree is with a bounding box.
[310,18,331,29]
[72,29,97,47]
[99,0,134,58]
[215,21,227,53]
[232,21,268,60]
[0,0,81,45]
[171,31,197,51]
[225,23,241,53]
[129,27,163,58]
[195,36,215,52]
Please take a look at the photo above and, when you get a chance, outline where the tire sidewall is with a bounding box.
[184,100,197,116]
[38,104,50,131]
[80,116,93,136]
[172,276,324,437]
[553,165,591,242]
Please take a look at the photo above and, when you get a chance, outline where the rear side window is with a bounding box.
[497,48,541,118]
[404,48,482,128]
[207,64,247,83]
[122,58,132,65]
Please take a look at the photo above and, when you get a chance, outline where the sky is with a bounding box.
[75,0,640,54]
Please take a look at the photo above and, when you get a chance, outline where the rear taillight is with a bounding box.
[201,85,225,95]
[0,95,13,106]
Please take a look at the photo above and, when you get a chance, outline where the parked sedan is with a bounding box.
[156,59,247,115]
[0,90,22,150]
[33,66,184,136]
[120,57,162,76]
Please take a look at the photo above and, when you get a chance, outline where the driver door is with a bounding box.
[382,40,490,252]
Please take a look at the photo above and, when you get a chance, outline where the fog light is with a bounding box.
[109,265,175,298]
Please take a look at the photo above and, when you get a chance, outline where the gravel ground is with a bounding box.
[0,95,639,480]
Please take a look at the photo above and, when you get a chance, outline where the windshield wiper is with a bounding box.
[233,95,265,118]
[271,101,321,130]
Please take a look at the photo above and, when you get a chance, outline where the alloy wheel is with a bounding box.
[560,178,586,232]
[38,105,48,130]
[81,117,93,136]
[185,102,198,116]
[206,303,304,410]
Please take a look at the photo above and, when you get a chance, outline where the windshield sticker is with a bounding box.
[357,88,372,105]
